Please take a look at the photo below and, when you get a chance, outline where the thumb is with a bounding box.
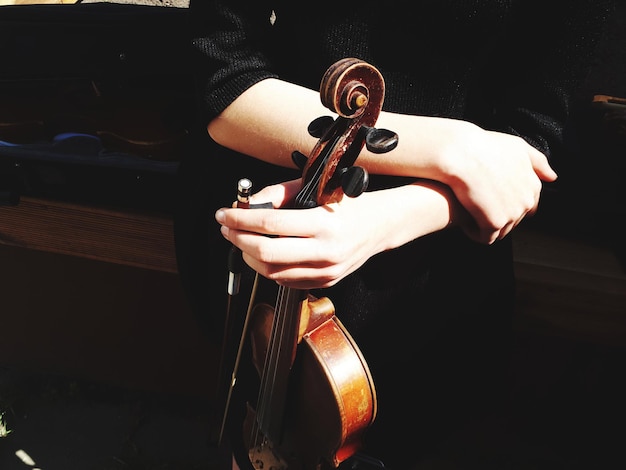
[531,150,558,182]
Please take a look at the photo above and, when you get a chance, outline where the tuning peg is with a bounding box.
[340,166,369,197]
[291,150,309,170]
[364,127,399,154]
[307,116,336,138]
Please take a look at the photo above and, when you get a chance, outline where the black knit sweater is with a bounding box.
[176,1,614,467]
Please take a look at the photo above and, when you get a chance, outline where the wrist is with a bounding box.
[371,113,482,186]
[361,181,456,253]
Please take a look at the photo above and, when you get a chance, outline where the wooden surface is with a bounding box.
[513,226,626,346]
[0,197,177,273]
[0,242,217,397]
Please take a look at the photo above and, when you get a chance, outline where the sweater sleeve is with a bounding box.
[189,0,279,123]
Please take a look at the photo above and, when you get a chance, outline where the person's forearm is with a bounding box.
[207,78,470,183]
[207,79,325,169]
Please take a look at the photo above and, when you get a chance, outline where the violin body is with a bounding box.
[243,295,377,469]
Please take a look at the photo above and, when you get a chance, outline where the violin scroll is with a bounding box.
[320,57,381,119]
[294,58,398,208]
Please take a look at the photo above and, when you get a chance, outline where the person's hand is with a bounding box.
[437,124,558,244]
[215,178,455,289]
[215,180,383,289]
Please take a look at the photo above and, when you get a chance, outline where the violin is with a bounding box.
[228,58,398,470]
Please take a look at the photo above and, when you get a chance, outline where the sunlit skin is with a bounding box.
[212,78,557,290]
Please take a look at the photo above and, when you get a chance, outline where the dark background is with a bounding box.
[0,2,625,469]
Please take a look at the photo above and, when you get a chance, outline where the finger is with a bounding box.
[270,278,339,290]
[245,255,349,290]
[248,184,288,208]
[226,227,328,265]
[248,179,302,208]
[216,206,322,238]
[249,261,337,287]
[529,149,558,182]
[497,220,517,242]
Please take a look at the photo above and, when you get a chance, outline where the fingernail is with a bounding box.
[215,209,225,223]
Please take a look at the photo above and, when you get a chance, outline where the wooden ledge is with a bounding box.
[513,226,626,346]
[0,196,177,273]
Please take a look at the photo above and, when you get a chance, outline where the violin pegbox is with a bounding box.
[292,58,398,208]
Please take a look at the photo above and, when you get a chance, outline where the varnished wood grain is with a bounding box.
[0,197,177,273]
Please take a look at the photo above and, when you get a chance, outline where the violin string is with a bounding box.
[256,284,306,446]
[250,282,277,449]
[295,171,318,208]
[267,286,294,418]
[256,284,285,426]
[295,132,342,209]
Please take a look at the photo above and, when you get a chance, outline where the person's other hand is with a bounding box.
[215,178,455,289]
[440,125,557,244]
